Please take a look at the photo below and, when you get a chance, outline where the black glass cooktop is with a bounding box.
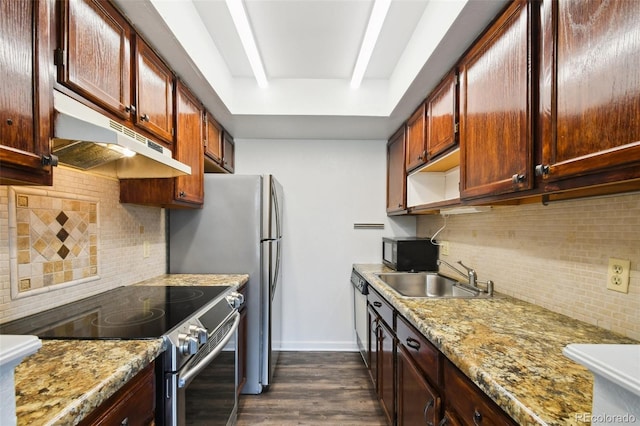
[0,286,230,339]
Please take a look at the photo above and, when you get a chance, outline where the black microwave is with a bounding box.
[382,237,439,272]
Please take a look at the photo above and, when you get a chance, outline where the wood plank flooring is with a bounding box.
[237,351,387,425]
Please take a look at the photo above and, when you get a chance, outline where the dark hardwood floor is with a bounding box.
[237,351,387,425]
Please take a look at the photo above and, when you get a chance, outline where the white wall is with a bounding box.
[235,139,415,350]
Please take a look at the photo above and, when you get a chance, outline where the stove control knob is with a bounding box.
[178,333,199,356]
[189,325,208,345]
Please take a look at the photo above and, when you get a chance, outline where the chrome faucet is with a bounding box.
[437,259,477,287]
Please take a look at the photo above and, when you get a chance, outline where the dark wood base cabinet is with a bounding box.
[366,291,516,426]
[79,362,155,426]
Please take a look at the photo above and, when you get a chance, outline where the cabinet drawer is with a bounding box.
[79,362,155,426]
[367,288,394,327]
[396,315,441,387]
[443,359,516,426]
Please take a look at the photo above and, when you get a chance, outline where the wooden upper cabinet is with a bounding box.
[58,0,132,119]
[57,0,174,146]
[0,0,54,185]
[405,103,427,172]
[222,132,235,173]
[387,126,407,214]
[204,111,222,164]
[459,0,533,201]
[134,36,174,145]
[427,72,458,160]
[174,81,204,205]
[120,82,203,208]
[538,0,640,190]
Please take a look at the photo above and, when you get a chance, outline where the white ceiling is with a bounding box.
[113,0,508,140]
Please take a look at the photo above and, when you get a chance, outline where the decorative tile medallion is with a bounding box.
[9,188,99,297]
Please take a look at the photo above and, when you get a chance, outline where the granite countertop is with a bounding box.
[13,273,248,426]
[354,264,637,426]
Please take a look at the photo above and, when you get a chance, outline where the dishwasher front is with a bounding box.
[351,268,369,367]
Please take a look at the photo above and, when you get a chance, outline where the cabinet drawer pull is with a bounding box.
[473,409,482,425]
[406,337,421,350]
[423,398,434,426]
[511,173,525,184]
[373,301,382,308]
[41,154,59,167]
[535,164,550,176]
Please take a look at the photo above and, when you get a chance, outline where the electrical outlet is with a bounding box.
[440,241,450,256]
[606,258,630,293]
[143,241,150,258]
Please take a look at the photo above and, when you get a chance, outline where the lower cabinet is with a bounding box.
[443,359,517,426]
[366,288,517,426]
[368,288,395,425]
[397,345,441,425]
[79,362,155,426]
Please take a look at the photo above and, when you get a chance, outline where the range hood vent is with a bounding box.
[52,91,191,178]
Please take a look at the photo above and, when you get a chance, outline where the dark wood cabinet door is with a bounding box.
[58,0,132,119]
[368,305,379,388]
[79,362,155,426]
[387,126,407,214]
[443,359,516,426]
[397,345,441,426]
[378,320,395,425]
[0,0,53,185]
[406,103,427,172]
[204,111,222,164]
[135,36,174,145]
[174,81,204,205]
[539,0,640,189]
[427,72,458,160]
[459,0,533,200]
[222,132,235,173]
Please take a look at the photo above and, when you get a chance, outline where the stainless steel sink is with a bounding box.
[376,272,492,298]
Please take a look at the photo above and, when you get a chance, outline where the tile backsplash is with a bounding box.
[0,167,166,324]
[9,187,99,297]
[417,192,640,341]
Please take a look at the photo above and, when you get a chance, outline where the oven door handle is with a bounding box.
[178,311,241,389]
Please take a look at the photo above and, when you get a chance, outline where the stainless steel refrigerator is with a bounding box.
[168,174,283,394]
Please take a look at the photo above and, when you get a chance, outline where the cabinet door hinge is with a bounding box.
[454,122,459,133]
[54,49,65,66]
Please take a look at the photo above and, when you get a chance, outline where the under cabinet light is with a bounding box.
[226,0,268,88]
[350,0,391,89]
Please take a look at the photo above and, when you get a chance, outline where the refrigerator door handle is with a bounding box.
[271,240,281,300]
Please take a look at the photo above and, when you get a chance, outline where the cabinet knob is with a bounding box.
[511,173,525,184]
[125,105,136,114]
[41,154,59,167]
[6,118,13,125]
[179,191,186,198]
[140,114,150,122]
[535,164,550,176]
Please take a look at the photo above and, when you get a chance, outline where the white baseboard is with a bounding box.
[279,341,359,351]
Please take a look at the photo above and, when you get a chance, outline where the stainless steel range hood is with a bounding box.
[52,90,191,178]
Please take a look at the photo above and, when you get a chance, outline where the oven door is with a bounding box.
[167,311,241,426]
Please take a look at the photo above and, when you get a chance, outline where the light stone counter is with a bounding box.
[13,274,248,426]
[354,264,637,426]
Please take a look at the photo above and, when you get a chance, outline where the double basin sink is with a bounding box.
[376,272,495,299]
